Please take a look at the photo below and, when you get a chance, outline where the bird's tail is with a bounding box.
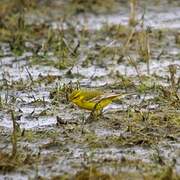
[100,92,136,101]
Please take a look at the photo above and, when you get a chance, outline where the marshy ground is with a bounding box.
[0,0,180,179]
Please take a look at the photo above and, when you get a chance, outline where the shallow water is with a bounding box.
[0,0,180,179]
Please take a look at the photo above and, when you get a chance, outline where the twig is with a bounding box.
[11,110,17,158]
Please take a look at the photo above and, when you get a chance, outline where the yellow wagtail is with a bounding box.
[69,89,133,113]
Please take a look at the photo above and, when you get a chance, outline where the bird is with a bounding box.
[68,89,133,113]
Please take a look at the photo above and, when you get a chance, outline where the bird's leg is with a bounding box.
[86,110,98,123]
[85,99,103,123]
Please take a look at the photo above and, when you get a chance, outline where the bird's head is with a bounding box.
[68,89,81,102]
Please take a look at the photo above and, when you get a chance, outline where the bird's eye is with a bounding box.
[69,91,81,101]
[72,94,80,100]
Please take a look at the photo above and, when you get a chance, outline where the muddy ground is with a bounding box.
[0,0,180,179]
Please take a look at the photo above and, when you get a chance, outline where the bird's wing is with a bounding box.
[83,90,103,101]
[90,92,135,103]
[89,93,118,103]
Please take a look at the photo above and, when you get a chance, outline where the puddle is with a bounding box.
[51,5,180,31]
